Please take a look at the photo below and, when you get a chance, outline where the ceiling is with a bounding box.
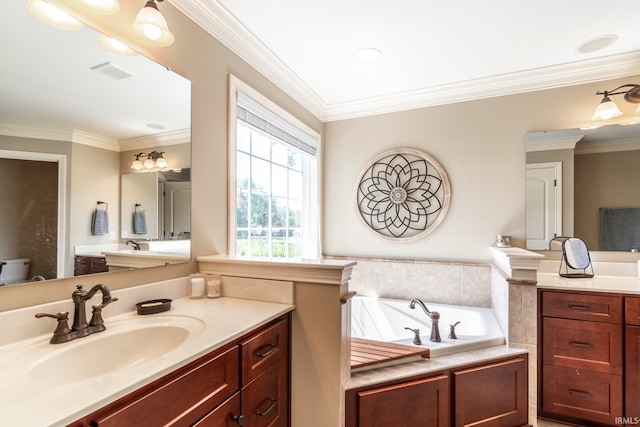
[175,0,640,121]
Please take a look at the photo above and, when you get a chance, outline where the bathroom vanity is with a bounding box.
[537,277,640,426]
[70,315,289,427]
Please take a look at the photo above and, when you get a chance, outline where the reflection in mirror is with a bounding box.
[526,123,640,253]
[0,2,191,286]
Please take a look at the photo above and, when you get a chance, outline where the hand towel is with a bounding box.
[91,209,109,235]
[133,210,147,234]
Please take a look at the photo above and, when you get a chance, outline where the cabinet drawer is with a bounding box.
[93,347,239,427]
[242,358,288,427]
[241,318,288,385]
[542,291,622,323]
[542,317,622,374]
[542,365,622,425]
[626,297,640,326]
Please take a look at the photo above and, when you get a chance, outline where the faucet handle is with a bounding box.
[35,312,72,342]
[404,327,423,345]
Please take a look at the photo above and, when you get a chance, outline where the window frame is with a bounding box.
[228,75,322,259]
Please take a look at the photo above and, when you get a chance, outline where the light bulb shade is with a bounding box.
[591,97,623,121]
[27,0,85,30]
[131,159,143,170]
[155,156,168,168]
[79,0,120,14]
[131,1,175,46]
[98,34,138,56]
[144,157,155,169]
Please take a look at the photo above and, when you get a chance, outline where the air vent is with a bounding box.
[90,62,134,80]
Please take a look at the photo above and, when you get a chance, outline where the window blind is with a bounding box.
[237,91,318,157]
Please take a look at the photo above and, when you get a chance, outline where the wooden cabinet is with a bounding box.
[70,315,290,427]
[74,255,108,276]
[626,297,640,419]
[345,354,528,427]
[539,290,624,425]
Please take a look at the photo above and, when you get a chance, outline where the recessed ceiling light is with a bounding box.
[577,34,618,54]
[355,47,382,63]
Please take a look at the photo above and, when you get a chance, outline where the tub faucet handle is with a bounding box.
[404,327,422,345]
[449,321,461,339]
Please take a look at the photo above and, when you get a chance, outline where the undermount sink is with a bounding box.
[5,315,205,387]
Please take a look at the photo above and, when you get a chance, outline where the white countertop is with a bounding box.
[0,280,293,427]
[537,272,640,294]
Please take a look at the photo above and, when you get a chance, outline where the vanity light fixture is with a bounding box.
[131,0,175,47]
[591,84,640,121]
[78,0,120,14]
[98,34,138,56]
[27,0,85,30]
[131,151,168,170]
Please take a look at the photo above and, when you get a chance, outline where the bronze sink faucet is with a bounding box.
[36,284,118,344]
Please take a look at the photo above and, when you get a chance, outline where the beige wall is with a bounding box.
[575,149,640,249]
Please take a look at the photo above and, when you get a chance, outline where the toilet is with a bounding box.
[0,258,31,285]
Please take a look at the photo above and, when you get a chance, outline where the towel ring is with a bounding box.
[97,201,108,210]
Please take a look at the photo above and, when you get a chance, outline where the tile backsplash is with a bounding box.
[342,258,492,308]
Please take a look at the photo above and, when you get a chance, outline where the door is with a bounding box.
[526,162,562,249]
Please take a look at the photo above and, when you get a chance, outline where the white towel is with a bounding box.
[91,209,109,235]
[133,210,147,234]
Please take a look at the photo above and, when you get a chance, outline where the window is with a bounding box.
[229,77,321,259]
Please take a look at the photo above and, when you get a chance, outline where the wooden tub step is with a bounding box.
[351,338,430,372]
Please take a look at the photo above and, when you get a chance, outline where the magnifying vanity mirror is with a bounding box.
[0,2,191,286]
[526,123,640,256]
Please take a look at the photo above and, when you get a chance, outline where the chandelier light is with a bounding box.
[131,151,168,170]
[78,0,120,14]
[591,84,640,122]
[27,0,85,30]
[131,0,175,47]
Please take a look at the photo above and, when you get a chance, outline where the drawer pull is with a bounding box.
[569,389,593,399]
[256,343,278,358]
[256,398,277,416]
[569,341,593,348]
[568,304,592,311]
[231,414,244,426]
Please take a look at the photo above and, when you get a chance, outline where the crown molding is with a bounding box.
[173,1,640,123]
[325,51,640,121]
[119,128,191,151]
[575,137,640,155]
[169,0,327,120]
[0,122,119,151]
[525,130,584,152]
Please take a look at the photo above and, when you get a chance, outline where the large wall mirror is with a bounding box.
[526,123,640,254]
[0,2,191,286]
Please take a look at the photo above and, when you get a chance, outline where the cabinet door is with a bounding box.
[626,297,640,326]
[242,358,288,427]
[193,393,242,427]
[627,326,640,418]
[356,374,450,427]
[453,357,528,427]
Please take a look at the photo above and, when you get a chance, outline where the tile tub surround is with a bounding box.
[0,277,294,426]
[338,257,493,308]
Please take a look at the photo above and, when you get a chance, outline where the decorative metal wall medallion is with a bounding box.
[355,148,451,241]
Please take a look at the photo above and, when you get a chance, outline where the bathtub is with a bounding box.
[351,296,505,357]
